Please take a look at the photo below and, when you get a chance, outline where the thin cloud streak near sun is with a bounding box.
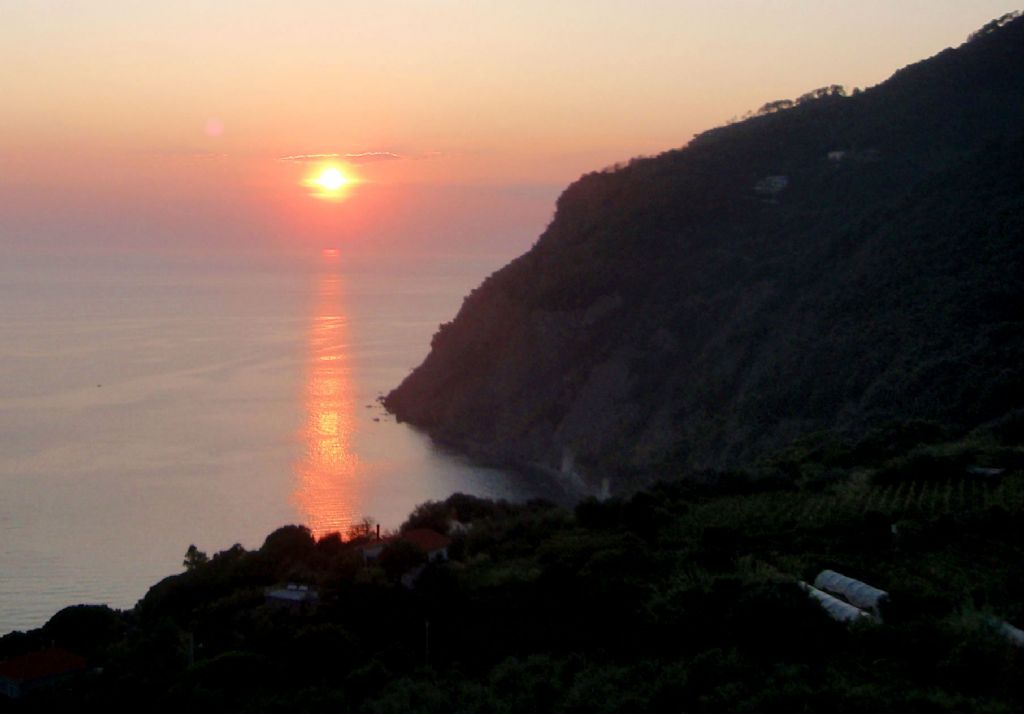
[280,152,404,164]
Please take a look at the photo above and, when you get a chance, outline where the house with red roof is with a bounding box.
[356,528,452,564]
[0,648,87,699]
[401,528,452,562]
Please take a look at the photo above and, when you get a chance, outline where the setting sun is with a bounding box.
[303,165,355,200]
[315,168,348,190]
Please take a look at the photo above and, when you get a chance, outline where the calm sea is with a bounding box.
[0,251,562,634]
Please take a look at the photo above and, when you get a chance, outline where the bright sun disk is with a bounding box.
[314,167,348,190]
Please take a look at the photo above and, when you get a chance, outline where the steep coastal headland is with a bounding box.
[386,15,1024,491]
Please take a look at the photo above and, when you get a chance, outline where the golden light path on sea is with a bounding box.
[292,260,363,538]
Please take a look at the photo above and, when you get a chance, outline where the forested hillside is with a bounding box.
[385,14,1024,490]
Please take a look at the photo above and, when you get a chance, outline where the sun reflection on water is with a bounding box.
[293,266,364,539]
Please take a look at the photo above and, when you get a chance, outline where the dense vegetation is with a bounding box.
[385,15,1024,489]
[2,418,1022,712]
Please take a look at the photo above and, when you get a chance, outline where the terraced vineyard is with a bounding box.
[656,468,1024,626]
[682,472,1024,529]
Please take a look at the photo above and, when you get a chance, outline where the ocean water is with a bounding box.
[0,251,560,634]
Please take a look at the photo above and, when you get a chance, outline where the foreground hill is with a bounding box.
[385,15,1024,491]
[2,442,1023,711]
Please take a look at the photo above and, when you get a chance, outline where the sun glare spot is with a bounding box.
[303,165,356,201]
[316,168,347,190]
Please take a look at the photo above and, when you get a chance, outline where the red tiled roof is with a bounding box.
[0,648,87,682]
[402,529,452,553]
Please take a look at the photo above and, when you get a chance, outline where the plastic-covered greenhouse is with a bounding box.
[813,570,889,615]
[799,582,875,623]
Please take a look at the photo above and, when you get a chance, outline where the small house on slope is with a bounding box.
[265,583,319,613]
[0,648,87,699]
[402,529,452,562]
[357,528,451,564]
[754,175,789,201]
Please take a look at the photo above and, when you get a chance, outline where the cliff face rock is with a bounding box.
[386,17,1024,490]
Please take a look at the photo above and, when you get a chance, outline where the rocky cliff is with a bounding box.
[386,16,1024,491]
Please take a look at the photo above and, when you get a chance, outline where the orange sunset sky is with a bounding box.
[1,2,1013,260]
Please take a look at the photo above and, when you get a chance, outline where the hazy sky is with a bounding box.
[1,1,1015,259]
